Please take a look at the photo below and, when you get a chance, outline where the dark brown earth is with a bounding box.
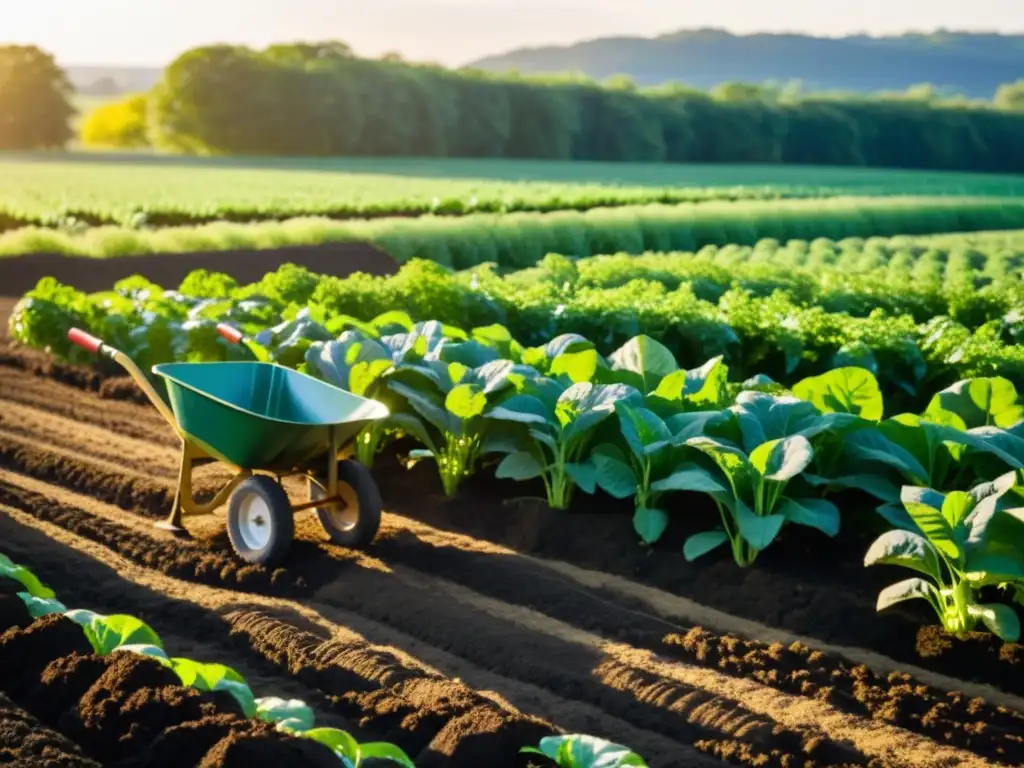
[1,301,1023,768]
[0,241,398,294]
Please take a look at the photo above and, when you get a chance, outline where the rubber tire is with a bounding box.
[226,476,294,567]
[308,460,382,548]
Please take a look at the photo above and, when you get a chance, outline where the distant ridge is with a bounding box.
[466,29,1024,97]
[64,65,163,96]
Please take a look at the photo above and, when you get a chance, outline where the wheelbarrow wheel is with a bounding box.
[308,460,382,548]
[226,476,294,567]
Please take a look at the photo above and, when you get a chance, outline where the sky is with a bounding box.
[5,0,1023,67]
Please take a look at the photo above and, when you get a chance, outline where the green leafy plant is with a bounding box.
[591,404,731,545]
[521,734,648,768]
[864,474,1024,642]
[683,431,840,566]
[487,380,641,508]
[304,728,416,768]
[389,358,533,495]
[64,609,164,656]
[0,554,56,599]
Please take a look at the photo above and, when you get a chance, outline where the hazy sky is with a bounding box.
[6,0,1023,67]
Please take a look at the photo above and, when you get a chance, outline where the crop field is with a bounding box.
[3,207,1024,768]
[5,152,1024,229]
[2,145,1024,768]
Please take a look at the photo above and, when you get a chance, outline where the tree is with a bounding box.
[0,45,75,149]
[80,93,150,148]
[995,80,1024,111]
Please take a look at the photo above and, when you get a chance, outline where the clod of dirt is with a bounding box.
[198,720,341,768]
[0,614,93,698]
[72,653,225,761]
[916,625,1024,686]
[0,690,100,768]
[417,705,557,768]
[120,714,245,768]
[30,653,109,723]
[348,677,483,756]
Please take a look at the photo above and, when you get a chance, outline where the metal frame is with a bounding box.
[100,343,351,534]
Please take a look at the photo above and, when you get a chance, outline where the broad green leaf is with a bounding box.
[749,435,813,482]
[734,499,785,551]
[0,562,55,599]
[88,614,163,655]
[846,428,929,485]
[445,384,487,419]
[649,465,727,494]
[652,355,727,406]
[777,498,840,536]
[486,394,551,426]
[551,348,599,383]
[634,506,669,545]
[730,392,820,452]
[348,358,393,397]
[256,697,316,732]
[877,577,939,611]
[665,411,729,442]
[617,405,672,458]
[388,381,451,433]
[495,451,544,481]
[16,593,66,618]
[926,377,1023,429]
[963,552,1024,584]
[941,491,975,529]
[683,531,729,561]
[607,335,678,394]
[802,473,900,503]
[968,603,1021,642]
[565,462,598,493]
[522,734,649,768]
[356,742,417,768]
[792,367,883,421]
[864,529,942,581]
[903,497,961,560]
[304,728,360,761]
[592,447,639,499]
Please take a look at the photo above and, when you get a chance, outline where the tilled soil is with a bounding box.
[0,327,1022,767]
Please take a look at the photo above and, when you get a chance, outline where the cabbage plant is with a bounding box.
[865,473,1024,642]
[521,734,648,768]
[486,379,640,508]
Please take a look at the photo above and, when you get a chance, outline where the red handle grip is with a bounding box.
[67,328,104,354]
[217,323,244,345]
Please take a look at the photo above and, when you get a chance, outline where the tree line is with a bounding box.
[4,42,1024,174]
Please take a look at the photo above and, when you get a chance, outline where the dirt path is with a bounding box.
[1,361,1022,767]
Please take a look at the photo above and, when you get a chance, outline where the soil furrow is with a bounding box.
[0,501,703,768]
[0,690,100,767]
[3,427,1024,764]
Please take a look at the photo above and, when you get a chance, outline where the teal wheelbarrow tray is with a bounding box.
[67,324,390,567]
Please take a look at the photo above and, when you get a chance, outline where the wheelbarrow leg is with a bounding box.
[155,442,193,535]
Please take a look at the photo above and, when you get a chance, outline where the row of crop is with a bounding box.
[161,319,1024,643]
[0,186,814,234]
[0,553,649,768]
[10,263,1024,412]
[3,196,1024,263]
[9,270,1024,642]
[497,246,1024,328]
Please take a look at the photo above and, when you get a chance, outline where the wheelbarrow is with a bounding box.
[67,325,390,567]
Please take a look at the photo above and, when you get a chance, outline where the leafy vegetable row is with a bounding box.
[10,256,1024,412]
[2,195,1023,264]
[0,552,414,768]
[1,553,650,768]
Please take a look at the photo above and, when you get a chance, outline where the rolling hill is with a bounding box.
[467,29,1024,97]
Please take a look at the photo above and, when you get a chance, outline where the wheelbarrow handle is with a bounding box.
[66,328,180,434]
[68,328,112,357]
[217,323,244,345]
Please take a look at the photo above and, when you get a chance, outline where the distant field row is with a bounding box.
[3,195,1024,266]
[4,152,1024,229]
